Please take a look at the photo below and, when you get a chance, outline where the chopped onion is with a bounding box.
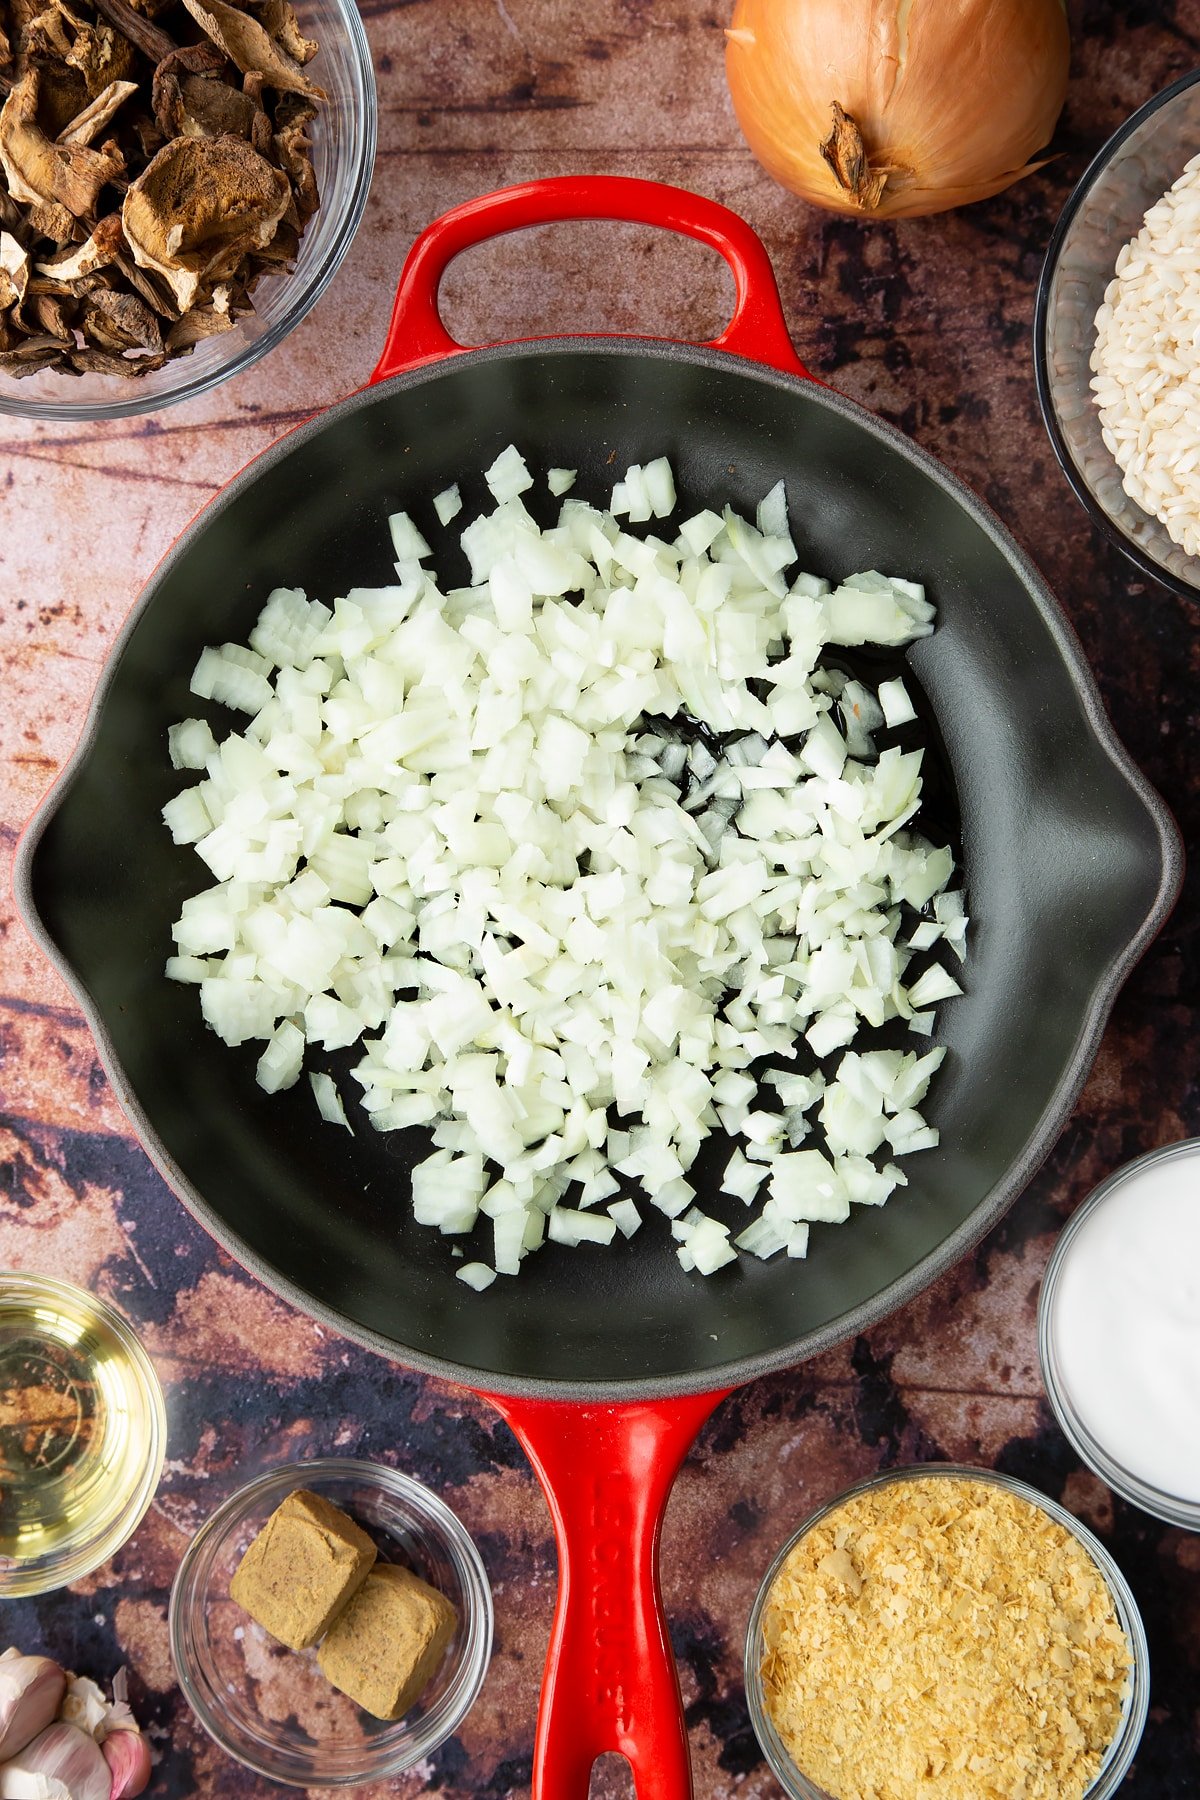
[257,1020,304,1093]
[878,677,917,729]
[164,448,966,1284]
[434,484,462,526]
[607,1197,642,1238]
[310,1071,353,1132]
[457,1262,496,1291]
[486,445,533,503]
[168,717,217,771]
[906,964,964,1009]
[549,1207,618,1247]
[387,512,431,563]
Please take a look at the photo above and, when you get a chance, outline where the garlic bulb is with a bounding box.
[725,0,1070,220]
[0,1722,110,1800]
[0,1658,66,1763]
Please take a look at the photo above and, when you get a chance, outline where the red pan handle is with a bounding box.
[485,1388,732,1800]
[371,175,810,383]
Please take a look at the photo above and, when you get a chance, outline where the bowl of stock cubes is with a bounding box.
[169,1458,493,1785]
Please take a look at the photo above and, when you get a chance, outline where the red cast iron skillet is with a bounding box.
[16,178,1181,1800]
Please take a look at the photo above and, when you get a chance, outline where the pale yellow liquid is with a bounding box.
[0,1288,159,1573]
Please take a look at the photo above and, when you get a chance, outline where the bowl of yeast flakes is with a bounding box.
[744,1466,1148,1800]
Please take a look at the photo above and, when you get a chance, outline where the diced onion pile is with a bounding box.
[162,448,967,1289]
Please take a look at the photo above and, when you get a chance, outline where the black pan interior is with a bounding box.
[21,344,1178,1396]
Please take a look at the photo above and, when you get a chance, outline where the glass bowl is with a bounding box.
[1039,1138,1200,1531]
[0,0,376,423]
[169,1457,492,1787]
[0,1271,166,1597]
[1034,67,1200,598]
[744,1464,1149,1800]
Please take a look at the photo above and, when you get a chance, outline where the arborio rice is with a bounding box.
[1091,153,1200,556]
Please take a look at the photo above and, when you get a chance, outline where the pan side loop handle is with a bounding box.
[486,1387,732,1800]
[370,175,810,384]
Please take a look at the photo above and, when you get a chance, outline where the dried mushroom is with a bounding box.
[0,335,62,371]
[57,76,137,143]
[0,227,30,305]
[253,0,317,68]
[123,132,288,311]
[0,0,324,381]
[0,68,123,213]
[33,205,120,274]
[25,196,76,241]
[90,0,172,64]
[152,42,247,138]
[272,90,314,216]
[25,0,138,97]
[163,292,227,346]
[81,281,161,347]
[28,281,74,336]
[179,0,321,97]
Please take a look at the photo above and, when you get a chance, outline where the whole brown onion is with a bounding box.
[725,0,1070,220]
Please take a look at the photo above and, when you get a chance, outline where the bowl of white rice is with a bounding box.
[1035,66,1200,598]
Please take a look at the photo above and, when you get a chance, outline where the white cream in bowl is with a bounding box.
[1040,1139,1200,1526]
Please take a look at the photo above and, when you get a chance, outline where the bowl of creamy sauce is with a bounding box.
[1039,1138,1200,1529]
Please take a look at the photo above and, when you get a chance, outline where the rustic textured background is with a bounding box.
[3,1,1200,1794]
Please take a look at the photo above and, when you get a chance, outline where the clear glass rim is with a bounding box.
[743,1462,1150,1800]
[168,1455,494,1787]
[1039,1137,1200,1531]
[0,0,377,424]
[1032,63,1200,602]
[0,1271,167,1597]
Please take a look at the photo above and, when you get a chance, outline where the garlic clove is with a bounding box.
[102,1731,151,1799]
[0,1768,70,1798]
[57,1678,107,1742]
[0,1659,67,1762]
[0,1770,69,1798]
[0,1722,111,1800]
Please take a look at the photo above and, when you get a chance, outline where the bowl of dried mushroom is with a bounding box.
[0,0,375,415]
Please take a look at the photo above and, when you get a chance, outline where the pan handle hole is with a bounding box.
[437,220,736,349]
[588,1751,635,1799]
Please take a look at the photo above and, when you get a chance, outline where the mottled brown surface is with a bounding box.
[2,2,1200,1796]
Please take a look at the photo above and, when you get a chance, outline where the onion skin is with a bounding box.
[725,0,1070,220]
